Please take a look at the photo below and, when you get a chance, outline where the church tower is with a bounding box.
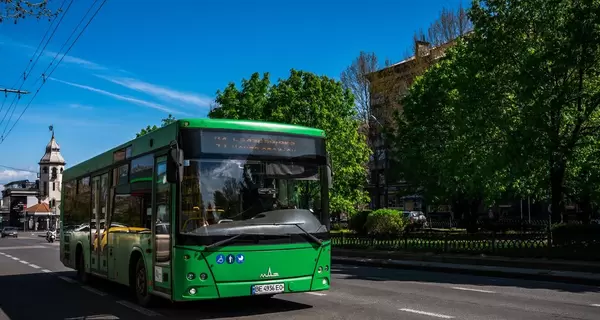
[38,126,66,216]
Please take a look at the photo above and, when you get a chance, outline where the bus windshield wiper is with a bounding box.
[249,222,323,245]
[204,233,249,249]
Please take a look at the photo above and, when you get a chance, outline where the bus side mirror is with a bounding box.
[167,148,184,183]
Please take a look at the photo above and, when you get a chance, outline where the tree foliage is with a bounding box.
[209,69,371,214]
[391,0,600,223]
[340,51,379,123]
[136,114,176,138]
[0,0,60,23]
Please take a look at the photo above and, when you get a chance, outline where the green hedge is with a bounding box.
[349,210,371,234]
[365,209,409,236]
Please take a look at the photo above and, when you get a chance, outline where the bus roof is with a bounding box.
[63,118,325,181]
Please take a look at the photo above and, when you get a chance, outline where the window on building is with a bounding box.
[112,164,129,186]
[43,182,48,196]
[52,182,55,191]
[42,167,48,174]
[51,167,57,179]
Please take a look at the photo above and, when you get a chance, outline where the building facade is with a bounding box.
[0,131,65,229]
[38,131,65,228]
[366,39,455,210]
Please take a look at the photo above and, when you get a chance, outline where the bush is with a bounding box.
[551,223,600,247]
[365,209,408,236]
[349,210,371,235]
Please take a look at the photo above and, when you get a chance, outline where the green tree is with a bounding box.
[0,0,61,23]
[209,69,371,215]
[465,0,600,222]
[136,114,176,138]
[393,0,600,223]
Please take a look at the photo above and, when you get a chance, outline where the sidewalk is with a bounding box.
[332,248,600,286]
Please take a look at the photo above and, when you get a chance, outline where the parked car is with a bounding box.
[1,227,18,238]
[403,211,429,230]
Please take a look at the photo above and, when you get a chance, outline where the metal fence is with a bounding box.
[331,230,600,261]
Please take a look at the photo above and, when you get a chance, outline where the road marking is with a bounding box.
[28,263,41,269]
[591,304,600,307]
[82,285,108,296]
[58,276,78,284]
[399,308,454,319]
[19,260,29,264]
[306,292,327,296]
[116,300,160,317]
[11,257,19,261]
[451,286,495,294]
[41,269,52,273]
[0,245,46,250]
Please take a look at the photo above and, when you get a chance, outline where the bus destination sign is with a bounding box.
[201,131,320,157]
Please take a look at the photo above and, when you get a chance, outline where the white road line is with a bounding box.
[116,300,160,317]
[591,304,600,307]
[28,263,41,269]
[306,292,327,296]
[41,269,52,273]
[399,308,454,319]
[11,257,19,261]
[58,276,78,284]
[0,245,46,250]
[82,285,108,296]
[451,286,496,294]
[19,260,29,264]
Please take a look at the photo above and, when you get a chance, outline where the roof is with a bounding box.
[25,203,52,213]
[63,118,325,181]
[39,133,66,165]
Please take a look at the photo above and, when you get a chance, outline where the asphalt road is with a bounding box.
[1,234,600,320]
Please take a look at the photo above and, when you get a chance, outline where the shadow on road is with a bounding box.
[79,273,314,319]
[332,264,600,294]
[0,271,125,320]
[0,270,313,320]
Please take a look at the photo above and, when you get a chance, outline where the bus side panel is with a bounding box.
[109,232,152,287]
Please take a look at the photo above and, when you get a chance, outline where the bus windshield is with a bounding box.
[179,129,329,243]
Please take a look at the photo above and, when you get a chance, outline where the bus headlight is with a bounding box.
[189,288,197,295]
[318,266,323,273]
[200,273,208,280]
[325,265,329,271]
[186,273,195,280]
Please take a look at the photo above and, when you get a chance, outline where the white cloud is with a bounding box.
[50,77,189,115]
[68,103,94,110]
[0,169,37,183]
[96,75,214,109]
[44,50,107,70]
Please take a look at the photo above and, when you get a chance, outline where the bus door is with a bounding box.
[152,157,172,295]
[90,173,109,276]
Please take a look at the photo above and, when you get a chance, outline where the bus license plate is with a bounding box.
[251,283,285,295]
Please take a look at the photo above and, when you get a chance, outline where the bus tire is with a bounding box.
[76,245,89,284]
[134,257,153,307]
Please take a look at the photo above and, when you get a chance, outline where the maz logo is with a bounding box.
[260,267,279,278]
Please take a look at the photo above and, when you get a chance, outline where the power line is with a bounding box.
[0,0,109,145]
[0,0,67,120]
[0,164,39,174]
[0,0,74,133]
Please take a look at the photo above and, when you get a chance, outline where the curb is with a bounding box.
[332,256,600,286]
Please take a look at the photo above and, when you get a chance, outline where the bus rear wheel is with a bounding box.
[76,249,89,284]
[134,258,153,307]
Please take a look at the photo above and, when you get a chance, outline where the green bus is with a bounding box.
[60,118,332,306]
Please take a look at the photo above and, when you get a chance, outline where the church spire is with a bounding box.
[39,126,65,165]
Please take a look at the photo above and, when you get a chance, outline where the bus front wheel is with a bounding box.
[134,258,153,307]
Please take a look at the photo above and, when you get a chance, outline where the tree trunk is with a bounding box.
[550,161,566,224]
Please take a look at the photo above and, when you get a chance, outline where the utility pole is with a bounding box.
[0,88,30,95]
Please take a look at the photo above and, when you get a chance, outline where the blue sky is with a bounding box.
[0,0,466,186]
